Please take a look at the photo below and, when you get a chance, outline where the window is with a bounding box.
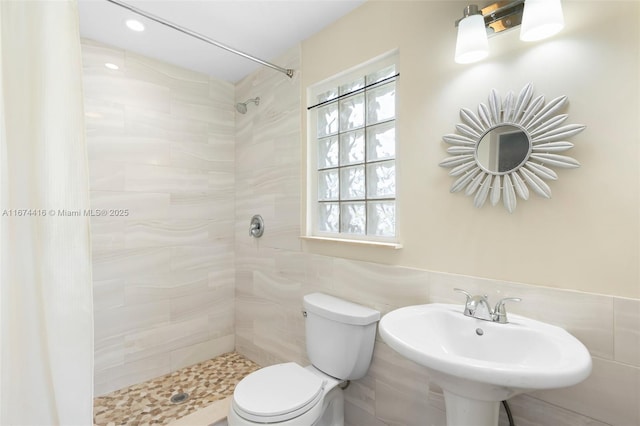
[307,55,398,244]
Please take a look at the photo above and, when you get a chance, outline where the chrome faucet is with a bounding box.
[454,288,521,324]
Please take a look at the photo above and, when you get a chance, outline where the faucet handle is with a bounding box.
[453,288,474,316]
[453,288,472,304]
[493,297,522,324]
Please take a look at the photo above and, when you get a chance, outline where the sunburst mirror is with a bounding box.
[439,83,585,213]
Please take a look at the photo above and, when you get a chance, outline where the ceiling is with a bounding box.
[78,0,365,83]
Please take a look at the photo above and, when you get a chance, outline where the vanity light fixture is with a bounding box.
[454,0,565,64]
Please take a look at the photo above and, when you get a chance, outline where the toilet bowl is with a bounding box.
[228,293,380,426]
[228,364,343,425]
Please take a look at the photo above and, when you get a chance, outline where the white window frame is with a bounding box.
[305,52,399,246]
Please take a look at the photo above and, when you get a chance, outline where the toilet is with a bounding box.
[228,292,380,426]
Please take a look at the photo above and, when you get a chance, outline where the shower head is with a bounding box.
[235,97,260,114]
[235,103,247,114]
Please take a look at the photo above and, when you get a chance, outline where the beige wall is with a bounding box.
[301,0,640,299]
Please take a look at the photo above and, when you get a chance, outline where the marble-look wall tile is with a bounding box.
[124,106,210,144]
[370,342,434,426]
[94,353,172,397]
[168,191,234,220]
[93,279,126,311]
[170,283,234,323]
[170,141,233,171]
[234,47,301,253]
[84,74,172,114]
[90,190,170,220]
[84,98,126,135]
[124,163,210,193]
[87,136,173,167]
[94,300,171,342]
[89,160,126,191]
[83,39,236,396]
[123,316,210,363]
[123,269,210,305]
[499,394,610,426]
[92,247,173,282]
[331,259,430,315]
[123,220,219,249]
[614,297,640,367]
[344,403,389,426]
[169,335,235,372]
[94,335,125,372]
[535,356,639,426]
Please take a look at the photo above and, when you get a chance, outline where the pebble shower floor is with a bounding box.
[93,352,260,425]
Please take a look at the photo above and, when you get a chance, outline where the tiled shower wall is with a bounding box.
[234,46,640,426]
[82,39,236,396]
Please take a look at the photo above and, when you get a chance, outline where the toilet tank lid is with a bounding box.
[303,293,380,325]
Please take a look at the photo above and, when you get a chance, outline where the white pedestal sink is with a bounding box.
[379,303,592,426]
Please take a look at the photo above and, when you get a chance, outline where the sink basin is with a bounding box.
[379,303,592,426]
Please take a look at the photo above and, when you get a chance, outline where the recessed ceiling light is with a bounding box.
[104,63,119,70]
[125,19,145,32]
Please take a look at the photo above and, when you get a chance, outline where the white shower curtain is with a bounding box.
[0,0,94,425]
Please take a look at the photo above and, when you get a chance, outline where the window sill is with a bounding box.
[300,235,402,249]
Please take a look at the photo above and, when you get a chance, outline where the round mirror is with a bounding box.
[439,83,585,213]
[476,125,531,174]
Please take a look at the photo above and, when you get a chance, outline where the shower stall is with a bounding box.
[86,31,301,397]
[85,36,238,396]
[84,0,299,398]
[1,0,300,422]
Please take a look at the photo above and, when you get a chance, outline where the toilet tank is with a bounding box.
[303,293,380,380]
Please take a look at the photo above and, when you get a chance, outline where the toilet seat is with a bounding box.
[232,362,326,423]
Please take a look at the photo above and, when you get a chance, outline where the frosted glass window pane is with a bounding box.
[317,88,338,103]
[318,136,339,169]
[341,202,366,235]
[366,65,396,84]
[339,130,365,166]
[366,122,395,161]
[318,203,339,232]
[318,103,338,137]
[340,78,364,95]
[318,170,339,201]
[366,82,395,125]
[367,160,395,199]
[339,94,365,131]
[311,60,398,241]
[340,166,365,200]
[367,201,395,237]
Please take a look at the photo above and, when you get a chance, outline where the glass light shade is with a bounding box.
[520,0,565,42]
[455,14,489,64]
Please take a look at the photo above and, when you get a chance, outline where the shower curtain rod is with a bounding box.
[105,0,295,78]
